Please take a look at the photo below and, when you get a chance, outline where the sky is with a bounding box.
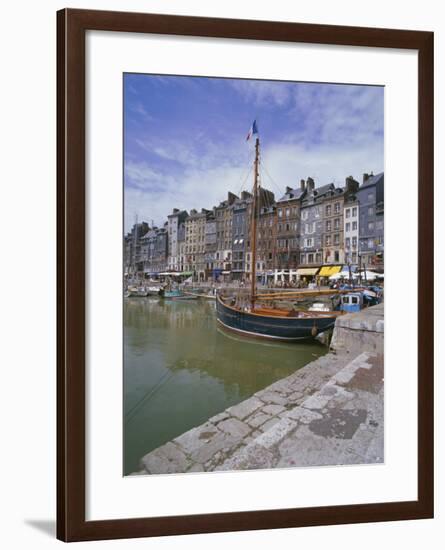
[124,73,384,233]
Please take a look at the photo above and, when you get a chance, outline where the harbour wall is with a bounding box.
[132,304,384,475]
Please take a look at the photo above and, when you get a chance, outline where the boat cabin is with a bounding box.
[340,293,363,313]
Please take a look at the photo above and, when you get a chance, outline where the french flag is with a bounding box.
[246,120,258,141]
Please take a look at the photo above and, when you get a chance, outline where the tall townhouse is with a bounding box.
[357,172,384,271]
[167,209,188,271]
[275,180,306,273]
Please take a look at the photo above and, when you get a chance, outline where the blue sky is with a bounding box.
[124,74,384,232]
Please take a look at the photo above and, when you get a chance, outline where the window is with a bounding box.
[352,236,357,247]
[352,252,357,262]
[325,205,331,216]
[334,234,340,245]
[368,206,374,216]
[285,208,290,218]
[326,220,331,231]
[345,237,351,248]
[300,254,305,264]
[308,253,314,263]
[325,235,331,246]
[346,222,351,232]
[352,207,357,216]
[334,202,340,214]
[305,238,313,247]
[334,251,340,262]
[352,221,358,231]
[316,252,322,263]
[368,192,374,201]
[346,208,351,218]
[368,221,374,232]
[334,218,340,230]
[278,208,283,218]
[368,238,374,249]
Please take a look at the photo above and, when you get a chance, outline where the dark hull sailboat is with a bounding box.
[215,126,341,341]
[216,294,339,341]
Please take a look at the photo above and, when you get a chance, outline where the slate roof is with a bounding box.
[359,172,384,189]
[277,187,305,202]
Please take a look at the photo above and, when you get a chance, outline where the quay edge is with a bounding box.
[132,304,384,476]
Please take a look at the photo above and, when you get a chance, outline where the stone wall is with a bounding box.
[330,303,384,356]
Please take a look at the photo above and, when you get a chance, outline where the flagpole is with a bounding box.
[250,136,260,310]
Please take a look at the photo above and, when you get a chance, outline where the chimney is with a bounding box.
[190,208,197,215]
[300,179,306,191]
[173,208,180,214]
[227,191,239,205]
[363,173,370,184]
[286,186,292,194]
[241,191,252,200]
[345,176,359,194]
[307,177,315,191]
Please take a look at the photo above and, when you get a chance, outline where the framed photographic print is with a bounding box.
[57,8,434,542]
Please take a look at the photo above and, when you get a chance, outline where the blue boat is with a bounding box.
[216,294,340,341]
[159,288,197,300]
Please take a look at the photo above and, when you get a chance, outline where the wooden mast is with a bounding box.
[250,137,260,309]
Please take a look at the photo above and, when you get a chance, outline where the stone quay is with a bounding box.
[132,303,384,475]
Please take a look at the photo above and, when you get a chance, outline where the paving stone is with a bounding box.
[226,396,263,420]
[256,391,288,406]
[209,411,230,424]
[254,417,297,449]
[189,432,238,464]
[141,442,190,474]
[286,407,323,424]
[218,418,251,438]
[260,417,281,432]
[174,422,218,455]
[246,412,272,428]
[301,394,332,410]
[262,404,286,416]
[217,443,275,471]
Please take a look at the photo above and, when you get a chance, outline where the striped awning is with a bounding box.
[319,265,342,277]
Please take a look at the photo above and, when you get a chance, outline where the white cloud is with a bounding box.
[124,138,383,233]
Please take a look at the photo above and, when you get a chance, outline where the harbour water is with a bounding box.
[124,297,328,474]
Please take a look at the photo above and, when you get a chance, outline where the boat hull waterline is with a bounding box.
[216,294,339,341]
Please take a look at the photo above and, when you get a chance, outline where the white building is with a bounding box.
[167,209,188,271]
[343,198,359,266]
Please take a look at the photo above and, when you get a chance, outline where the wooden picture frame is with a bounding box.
[57,8,434,542]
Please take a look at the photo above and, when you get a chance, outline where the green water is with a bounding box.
[124,297,327,474]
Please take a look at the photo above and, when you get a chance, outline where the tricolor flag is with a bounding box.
[246,120,258,141]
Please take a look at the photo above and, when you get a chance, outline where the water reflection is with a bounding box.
[124,297,327,474]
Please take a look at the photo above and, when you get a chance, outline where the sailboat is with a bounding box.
[216,131,341,341]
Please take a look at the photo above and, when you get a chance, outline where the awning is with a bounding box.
[296,268,319,276]
[180,271,194,276]
[319,265,342,277]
